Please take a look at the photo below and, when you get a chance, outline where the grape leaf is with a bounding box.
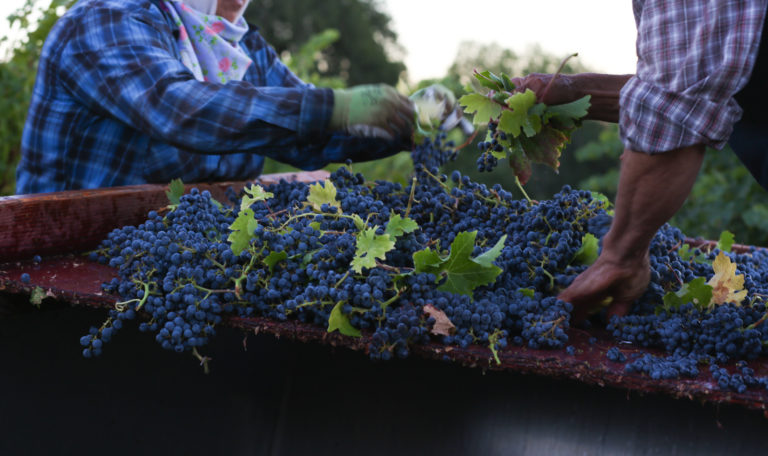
[459,93,503,126]
[518,288,535,298]
[544,96,591,129]
[519,124,570,171]
[351,228,395,273]
[263,250,288,273]
[351,214,367,231]
[240,184,274,211]
[385,213,419,239]
[307,179,340,213]
[413,247,444,272]
[327,302,361,337]
[507,142,533,184]
[474,235,507,267]
[228,208,259,255]
[498,89,537,138]
[501,73,516,92]
[474,70,504,91]
[572,233,599,266]
[716,230,735,253]
[660,277,713,312]
[413,231,504,297]
[166,178,185,206]
[423,304,456,336]
[708,252,747,306]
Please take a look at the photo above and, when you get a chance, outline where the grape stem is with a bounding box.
[539,53,578,103]
[514,176,532,203]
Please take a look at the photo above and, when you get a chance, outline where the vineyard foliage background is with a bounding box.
[1,0,766,246]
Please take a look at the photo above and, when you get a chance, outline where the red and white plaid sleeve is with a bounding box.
[620,0,768,153]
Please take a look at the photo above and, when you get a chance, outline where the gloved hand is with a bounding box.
[411,84,473,135]
[330,84,415,141]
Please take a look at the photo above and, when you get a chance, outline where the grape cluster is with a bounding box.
[476,121,504,172]
[82,135,768,395]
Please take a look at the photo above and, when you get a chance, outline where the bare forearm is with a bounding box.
[602,145,705,264]
[563,73,633,123]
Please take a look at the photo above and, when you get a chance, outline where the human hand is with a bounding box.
[508,73,578,106]
[330,84,414,140]
[557,253,651,324]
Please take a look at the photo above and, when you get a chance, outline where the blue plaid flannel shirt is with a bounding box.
[16,0,405,194]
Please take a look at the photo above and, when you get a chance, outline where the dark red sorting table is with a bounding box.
[1,172,766,455]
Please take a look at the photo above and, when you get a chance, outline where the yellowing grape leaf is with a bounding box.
[708,252,747,306]
[507,142,533,184]
[459,93,503,126]
[520,124,570,171]
[423,304,456,336]
[351,228,395,273]
[306,179,340,213]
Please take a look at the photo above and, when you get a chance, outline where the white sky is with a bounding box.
[1,0,639,79]
[381,0,639,82]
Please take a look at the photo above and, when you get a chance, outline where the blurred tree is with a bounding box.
[0,0,74,195]
[245,0,405,86]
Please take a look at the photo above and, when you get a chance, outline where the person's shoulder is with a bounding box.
[63,0,167,24]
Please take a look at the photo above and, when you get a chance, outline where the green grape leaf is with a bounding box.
[590,191,615,216]
[351,228,395,273]
[459,93,503,126]
[572,233,599,266]
[716,230,735,253]
[385,213,419,239]
[413,247,444,273]
[166,178,185,206]
[263,250,288,273]
[501,73,516,92]
[473,235,507,267]
[309,222,322,232]
[660,277,713,313]
[327,301,361,337]
[474,70,504,91]
[519,124,570,171]
[352,214,367,231]
[544,95,591,128]
[307,179,340,213]
[498,89,537,137]
[414,231,503,297]
[518,288,535,298]
[228,208,259,255]
[240,184,274,211]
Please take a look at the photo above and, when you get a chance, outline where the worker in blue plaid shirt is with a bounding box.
[16,0,417,194]
[512,0,768,322]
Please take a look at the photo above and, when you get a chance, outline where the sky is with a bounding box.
[1,0,639,78]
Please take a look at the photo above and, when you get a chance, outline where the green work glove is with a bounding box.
[330,84,415,140]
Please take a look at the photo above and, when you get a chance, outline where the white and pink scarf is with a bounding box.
[163,0,253,83]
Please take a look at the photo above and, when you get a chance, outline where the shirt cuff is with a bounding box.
[619,76,743,153]
[298,87,334,143]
